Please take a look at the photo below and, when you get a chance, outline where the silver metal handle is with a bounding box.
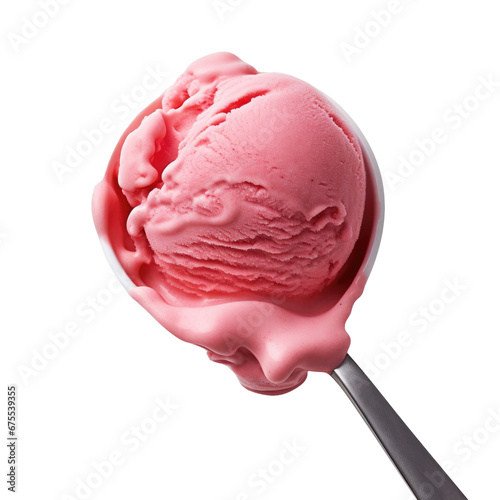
[331,355,468,500]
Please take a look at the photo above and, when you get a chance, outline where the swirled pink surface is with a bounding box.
[93,53,377,395]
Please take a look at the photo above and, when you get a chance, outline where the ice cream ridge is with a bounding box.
[93,52,381,395]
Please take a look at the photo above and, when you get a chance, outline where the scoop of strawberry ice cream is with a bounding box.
[93,52,372,395]
[116,52,365,303]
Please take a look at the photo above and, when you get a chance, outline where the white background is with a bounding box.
[1,0,499,499]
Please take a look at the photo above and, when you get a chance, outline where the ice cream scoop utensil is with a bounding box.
[92,55,469,497]
[329,108,467,499]
[332,355,468,499]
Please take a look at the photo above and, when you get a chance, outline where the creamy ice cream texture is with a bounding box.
[93,52,380,395]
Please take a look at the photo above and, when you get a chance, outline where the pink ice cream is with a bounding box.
[93,53,379,395]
